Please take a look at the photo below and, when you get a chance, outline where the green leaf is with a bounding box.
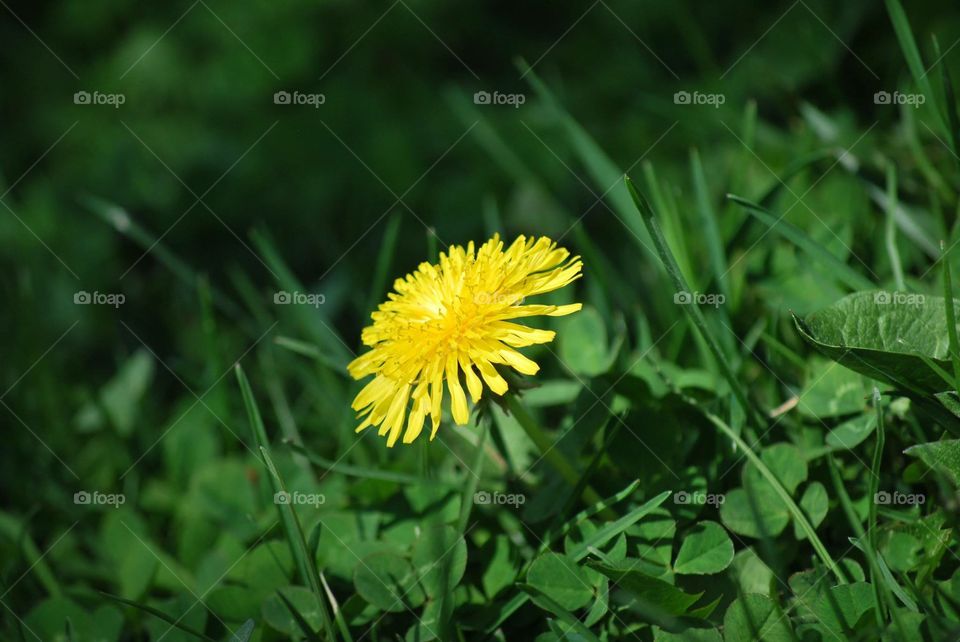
[527,552,594,612]
[654,626,722,641]
[793,482,828,540]
[720,485,790,539]
[728,194,875,291]
[826,413,876,450]
[904,438,960,484]
[262,587,323,639]
[795,291,959,392]
[559,305,615,377]
[353,551,426,613]
[798,359,868,419]
[744,443,808,495]
[587,559,703,616]
[411,524,467,598]
[810,582,876,635]
[722,594,794,642]
[100,349,154,436]
[673,521,734,575]
[727,548,774,596]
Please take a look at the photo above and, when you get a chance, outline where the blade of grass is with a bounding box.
[942,240,960,395]
[485,488,669,633]
[99,592,217,641]
[885,163,907,291]
[286,441,457,487]
[691,148,730,299]
[274,336,348,373]
[277,590,323,642]
[695,405,845,584]
[505,395,604,507]
[251,229,353,370]
[516,584,602,642]
[81,195,243,319]
[627,178,765,430]
[934,35,960,164]
[236,365,338,641]
[867,388,888,625]
[520,61,656,255]
[0,513,61,598]
[727,193,875,291]
[885,0,948,136]
[362,213,402,322]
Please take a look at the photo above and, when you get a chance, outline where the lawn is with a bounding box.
[3,0,960,640]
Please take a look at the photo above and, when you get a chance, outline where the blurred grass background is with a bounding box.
[3,0,960,638]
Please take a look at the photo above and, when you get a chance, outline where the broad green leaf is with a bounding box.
[905,439,960,484]
[810,582,876,635]
[720,486,790,539]
[411,524,467,598]
[262,586,323,637]
[673,521,734,575]
[795,292,958,393]
[723,594,794,642]
[100,349,154,436]
[880,531,923,572]
[527,553,594,612]
[559,306,614,377]
[793,482,828,540]
[744,443,808,495]
[482,535,517,598]
[587,559,703,616]
[727,548,774,596]
[25,598,124,642]
[799,359,868,419]
[353,551,426,613]
[826,413,876,450]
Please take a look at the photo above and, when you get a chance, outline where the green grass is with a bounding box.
[5,1,960,640]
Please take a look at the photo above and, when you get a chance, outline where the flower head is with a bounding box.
[348,234,582,446]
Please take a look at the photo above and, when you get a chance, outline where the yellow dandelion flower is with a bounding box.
[348,234,582,447]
